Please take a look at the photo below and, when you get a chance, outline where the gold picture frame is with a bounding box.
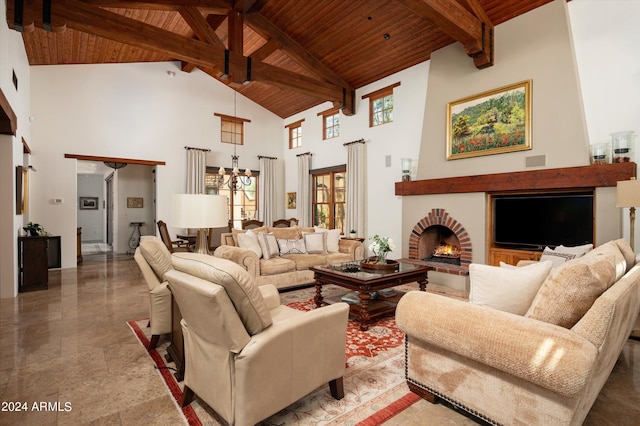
[15,166,28,214]
[446,80,532,160]
[127,197,143,208]
[287,192,296,209]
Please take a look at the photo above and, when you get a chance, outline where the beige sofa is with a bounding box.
[214,226,365,290]
[165,252,349,426]
[396,239,640,425]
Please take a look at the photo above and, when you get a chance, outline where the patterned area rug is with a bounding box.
[127,284,423,425]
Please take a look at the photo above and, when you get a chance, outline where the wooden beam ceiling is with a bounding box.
[398,0,493,68]
[7,0,356,113]
[4,1,558,118]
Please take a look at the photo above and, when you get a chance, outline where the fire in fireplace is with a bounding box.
[424,242,462,265]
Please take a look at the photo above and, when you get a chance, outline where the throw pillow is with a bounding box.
[539,247,576,267]
[237,229,262,258]
[314,226,341,252]
[270,226,299,240]
[525,253,617,329]
[277,238,307,255]
[257,232,280,260]
[171,253,272,335]
[469,261,553,315]
[556,243,593,257]
[304,232,328,254]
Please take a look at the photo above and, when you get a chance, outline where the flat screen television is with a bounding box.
[493,191,594,250]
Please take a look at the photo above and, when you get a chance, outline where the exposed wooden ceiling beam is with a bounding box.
[243,11,352,89]
[178,6,225,50]
[7,0,351,109]
[398,0,493,68]
[78,0,231,13]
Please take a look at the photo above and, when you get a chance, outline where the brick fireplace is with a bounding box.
[408,208,471,276]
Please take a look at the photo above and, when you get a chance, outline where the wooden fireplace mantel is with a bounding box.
[395,163,637,196]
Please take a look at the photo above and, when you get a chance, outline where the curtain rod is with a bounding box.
[258,155,278,160]
[184,146,211,152]
[296,152,313,157]
[343,138,365,146]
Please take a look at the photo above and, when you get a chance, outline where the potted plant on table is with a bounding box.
[23,222,45,236]
[367,234,396,265]
[349,229,357,238]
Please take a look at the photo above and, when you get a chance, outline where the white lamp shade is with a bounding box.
[172,194,228,228]
[616,179,640,208]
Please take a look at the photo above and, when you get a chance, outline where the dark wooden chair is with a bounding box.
[241,219,264,230]
[272,218,298,228]
[157,220,191,253]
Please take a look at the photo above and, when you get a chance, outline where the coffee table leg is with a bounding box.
[357,292,372,331]
[314,281,324,308]
[419,276,429,292]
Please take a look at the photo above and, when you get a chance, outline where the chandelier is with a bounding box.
[216,90,252,193]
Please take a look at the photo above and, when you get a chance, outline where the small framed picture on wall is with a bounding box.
[79,196,99,210]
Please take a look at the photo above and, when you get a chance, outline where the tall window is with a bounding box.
[286,119,304,149]
[214,113,251,145]
[318,108,340,140]
[205,168,258,229]
[312,166,346,232]
[362,82,401,127]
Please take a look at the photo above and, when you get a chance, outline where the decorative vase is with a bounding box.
[378,252,388,264]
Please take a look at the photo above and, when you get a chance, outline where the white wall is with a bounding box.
[116,164,155,253]
[569,0,640,249]
[29,62,284,269]
[282,62,429,255]
[77,174,104,242]
[0,0,31,298]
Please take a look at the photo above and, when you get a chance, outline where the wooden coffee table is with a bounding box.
[311,261,430,330]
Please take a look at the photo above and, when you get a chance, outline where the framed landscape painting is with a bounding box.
[446,80,532,160]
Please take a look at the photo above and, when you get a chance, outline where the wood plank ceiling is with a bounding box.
[6,0,555,119]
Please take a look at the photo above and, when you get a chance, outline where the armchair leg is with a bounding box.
[329,377,344,400]
[181,386,195,407]
[148,335,160,350]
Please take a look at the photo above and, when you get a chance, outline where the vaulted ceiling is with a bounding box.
[6,0,555,118]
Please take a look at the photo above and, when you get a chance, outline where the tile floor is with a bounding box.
[0,254,638,425]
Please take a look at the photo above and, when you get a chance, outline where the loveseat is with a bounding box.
[214,226,365,290]
[396,239,640,425]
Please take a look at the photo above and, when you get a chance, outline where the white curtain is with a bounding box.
[258,157,277,226]
[297,153,312,227]
[186,149,207,194]
[346,141,366,238]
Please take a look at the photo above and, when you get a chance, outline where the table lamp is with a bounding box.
[616,177,640,252]
[172,194,228,255]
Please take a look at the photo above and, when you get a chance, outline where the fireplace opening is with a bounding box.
[419,225,462,265]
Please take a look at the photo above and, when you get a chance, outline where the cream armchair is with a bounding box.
[165,253,349,426]
[133,236,173,349]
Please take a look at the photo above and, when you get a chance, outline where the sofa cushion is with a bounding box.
[585,240,628,281]
[257,232,280,260]
[539,247,577,267]
[139,237,173,280]
[270,226,300,240]
[231,228,246,246]
[304,232,328,254]
[314,227,341,252]
[237,229,262,258]
[469,261,552,315]
[277,238,307,255]
[171,253,272,335]
[282,253,328,270]
[260,257,297,275]
[613,238,635,273]
[556,243,593,257]
[525,250,618,328]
